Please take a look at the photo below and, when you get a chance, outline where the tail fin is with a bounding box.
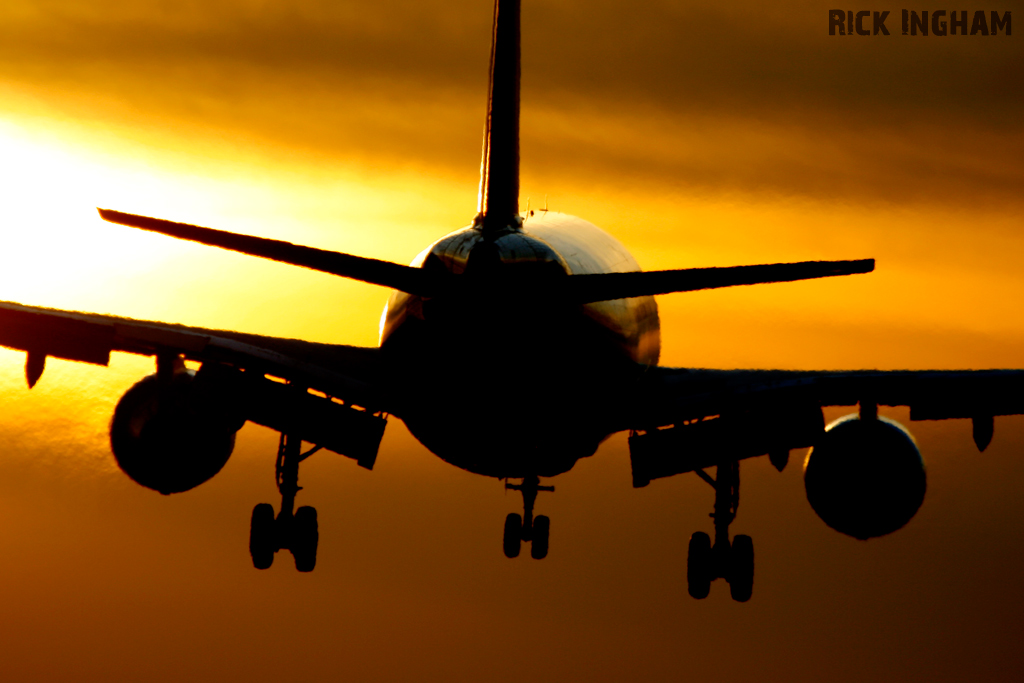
[476,0,521,232]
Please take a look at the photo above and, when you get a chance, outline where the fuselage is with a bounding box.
[379,211,661,478]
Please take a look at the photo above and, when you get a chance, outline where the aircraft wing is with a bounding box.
[0,300,386,466]
[627,365,1024,486]
[0,300,381,402]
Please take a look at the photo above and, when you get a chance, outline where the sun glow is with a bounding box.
[0,112,473,349]
[0,119,184,303]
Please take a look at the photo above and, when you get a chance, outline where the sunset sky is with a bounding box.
[0,1,1021,681]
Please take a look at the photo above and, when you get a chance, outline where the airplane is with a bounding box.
[1,0,1021,602]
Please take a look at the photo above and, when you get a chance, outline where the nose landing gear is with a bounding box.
[249,433,320,572]
[503,475,553,559]
[687,460,754,601]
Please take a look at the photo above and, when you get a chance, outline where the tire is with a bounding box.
[531,515,550,560]
[292,506,319,573]
[503,513,522,558]
[729,534,754,603]
[687,531,712,599]
[249,503,276,570]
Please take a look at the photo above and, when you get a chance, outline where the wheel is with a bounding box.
[249,503,276,570]
[729,534,754,602]
[687,531,712,599]
[292,506,319,573]
[531,515,550,560]
[503,513,522,558]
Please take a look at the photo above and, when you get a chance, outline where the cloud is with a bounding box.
[0,0,1020,207]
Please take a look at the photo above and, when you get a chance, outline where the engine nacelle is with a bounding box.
[804,414,926,540]
[110,371,242,494]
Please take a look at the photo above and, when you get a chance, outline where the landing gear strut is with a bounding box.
[687,460,754,601]
[249,433,320,572]
[503,475,553,560]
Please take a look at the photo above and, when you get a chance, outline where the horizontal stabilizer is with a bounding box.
[566,259,874,303]
[98,209,435,296]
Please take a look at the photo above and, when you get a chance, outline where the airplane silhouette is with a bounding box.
[2,0,1021,601]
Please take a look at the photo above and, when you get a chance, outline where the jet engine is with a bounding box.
[110,370,243,494]
[804,413,926,540]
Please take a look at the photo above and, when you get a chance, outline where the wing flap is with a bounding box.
[112,322,210,354]
[636,367,1024,429]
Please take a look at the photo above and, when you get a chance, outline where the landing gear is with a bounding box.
[249,503,276,570]
[729,534,754,602]
[292,505,319,572]
[687,460,755,602]
[687,531,712,599]
[531,514,550,560]
[248,433,321,572]
[503,475,553,560]
[503,513,522,558]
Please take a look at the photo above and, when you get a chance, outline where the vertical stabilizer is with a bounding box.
[476,0,521,232]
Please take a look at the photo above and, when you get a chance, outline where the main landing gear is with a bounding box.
[687,460,754,602]
[249,433,320,572]
[503,475,553,560]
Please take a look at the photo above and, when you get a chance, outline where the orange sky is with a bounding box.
[0,1,1022,681]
